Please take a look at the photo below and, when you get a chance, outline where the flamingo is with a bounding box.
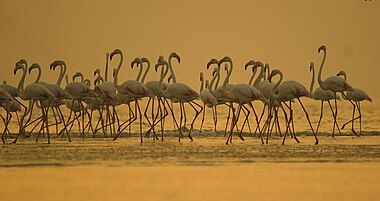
[93,65,120,137]
[268,69,318,145]
[212,57,264,144]
[29,62,73,138]
[336,70,372,135]
[0,68,27,136]
[143,57,169,140]
[309,62,341,135]
[206,59,235,136]
[246,61,276,140]
[63,71,96,137]
[0,87,13,144]
[199,71,218,133]
[110,49,154,143]
[12,61,56,144]
[154,58,202,142]
[317,45,354,137]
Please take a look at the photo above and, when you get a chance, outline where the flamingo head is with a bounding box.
[244,60,255,70]
[72,72,83,81]
[110,49,122,61]
[28,63,40,74]
[94,68,101,76]
[336,70,346,77]
[268,69,281,83]
[206,59,218,69]
[54,60,66,71]
[50,60,58,70]
[336,70,347,81]
[318,45,326,53]
[155,60,168,72]
[131,58,141,69]
[218,56,232,68]
[158,55,164,62]
[141,57,149,65]
[14,63,24,75]
[169,52,181,63]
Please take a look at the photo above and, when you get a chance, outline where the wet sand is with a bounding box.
[1,163,379,201]
[1,136,380,201]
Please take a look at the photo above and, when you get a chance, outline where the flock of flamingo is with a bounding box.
[0,45,372,145]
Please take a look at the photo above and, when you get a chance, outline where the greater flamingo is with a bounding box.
[268,69,318,144]
[110,49,154,143]
[154,58,202,142]
[199,71,218,132]
[336,70,372,135]
[309,62,341,135]
[317,45,354,137]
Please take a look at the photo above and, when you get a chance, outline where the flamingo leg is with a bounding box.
[143,98,153,138]
[238,104,250,141]
[135,101,143,144]
[227,103,240,145]
[199,103,206,133]
[187,100,202,141]
[340,93,358,136]
[224,103,231,137]
[326,100,341,135]
[298,98,318,145]
[265,103,273,144]
[164,99,182,140]
[316,101,324,135]
[358,101,362,134]
[214,106,218,133]
[255,103,266,137]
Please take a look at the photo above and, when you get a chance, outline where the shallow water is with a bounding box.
[0,100,379,201]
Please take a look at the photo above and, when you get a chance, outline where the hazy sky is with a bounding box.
[1,0,379,99]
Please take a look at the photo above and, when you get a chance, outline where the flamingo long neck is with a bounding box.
[208,69,219,98]
[248,66,256,85]
[264,65,270,80]
[158,63,169,94]
[31,66,42,83]
[17,66,27,92]
[223,61,233,89]
[136,63,143,82]
[114,53,123,87]
[310,65,315,94]
[65,75,69,85]
[56,64,63,86]
[270,71,283,100]
[205,80,209,90]
[253,65,263,87]
[105,54,109,82]
[254,64,265,86]
[200,73,204,93]
[214,66,220,91]
[57,63,66,86]
[318,48,326,89]
[141,60,150,84]
[168,57,177,83]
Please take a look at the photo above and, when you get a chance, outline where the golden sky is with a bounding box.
[0,0,379,99]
